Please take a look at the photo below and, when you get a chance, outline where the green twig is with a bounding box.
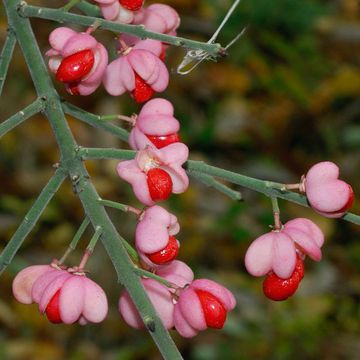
[78,146,135,160]
[74,148,360,225]
[186,160,360,225]
[0,168,66,274]
[120,236,140,264]
[98,198,141,215]
[0,98,45,138]
[19,4,223,58]
[62,101,129,142]
[62,0,81,12]
[58,216,90,265]
[134,267,180,290]
[189,170,242,201]
[0,28,17,97]
[76,0,101,17]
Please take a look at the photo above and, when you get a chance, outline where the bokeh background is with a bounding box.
[1,0,360,359]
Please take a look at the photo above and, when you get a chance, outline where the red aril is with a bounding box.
[147,236,179,264]
[146,133,180,149]
[147,168,173,201]
[45,290,62,324]
[56,49,94,83]
[196,290,227,329]
[132,73,154,103]
[263,256,304,301]
[119,0,144,11]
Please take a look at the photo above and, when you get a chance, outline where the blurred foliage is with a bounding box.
[1,0,360,359]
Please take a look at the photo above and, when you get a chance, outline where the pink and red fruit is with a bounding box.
[45,290,62,324]
[196,290,227,329]
[332,185,354,214]
[147,235,179,264]
[56,49,95,83]
[119,0,144,11]
[146,133,181,149]
[263,256,304,301]
[147,168,173,201]
[132,73,154,103]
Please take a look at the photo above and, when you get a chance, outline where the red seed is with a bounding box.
[131,73,154,103]
[146,133,180,149]
[119,0,144,11]
[67,82,80,95]
[56,49,95,83]
[147,236,179,264]
[263,257,304,301]
[196,290,227,329]
[147,168,173,201]
[45,290,62,324]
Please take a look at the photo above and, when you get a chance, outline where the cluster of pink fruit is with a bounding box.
[12,0,356,338]
[245,161,354,301]
[12,1,237,338]
[46,2,176,101]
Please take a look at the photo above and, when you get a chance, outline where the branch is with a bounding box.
[0,168,66,274]
[77,146,135,160]
[0,28,17,97]
[76,148,360,226]
[76,0,101,17]
[189,170,242,201]
[4,1,183,357]
[0,97,45,138]
[19,4,223,58]
[186,160,360,226]
[62,101,129,142]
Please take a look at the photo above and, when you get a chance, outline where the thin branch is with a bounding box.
[77,146,135,160]
[76,0,101,17]
[134,267,180,290]
[58,216,90,265]
[19,4,223,58]
[189,170,242,201]
[186,161,360,226]
[74,148,360,225]
[0,28,17,97]
[0,98,45,138]
[62,101,129,142]
[62,0,81,12]
[0,168,66,274]
[98,198,141,215]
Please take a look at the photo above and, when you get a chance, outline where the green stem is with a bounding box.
[62,0,81,12]
[74,148,360,226]
[0,98,45,138]
[134,267,180,290]
[62,102,129,142]
[98,198,141,215]
[19,4,223,58]
[78,226,103,269]
[78,147,135,160]
[189,170,242,201]
[58,216,90,265]
[4,2,182,357]
[0,28,17,97]
[76,0,101,17]
[186,161,360,225]
[120,236,140,264]
[270,196,281,230]
[0,168,66,274]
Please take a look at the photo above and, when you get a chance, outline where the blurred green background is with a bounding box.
[1,0,360,359]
